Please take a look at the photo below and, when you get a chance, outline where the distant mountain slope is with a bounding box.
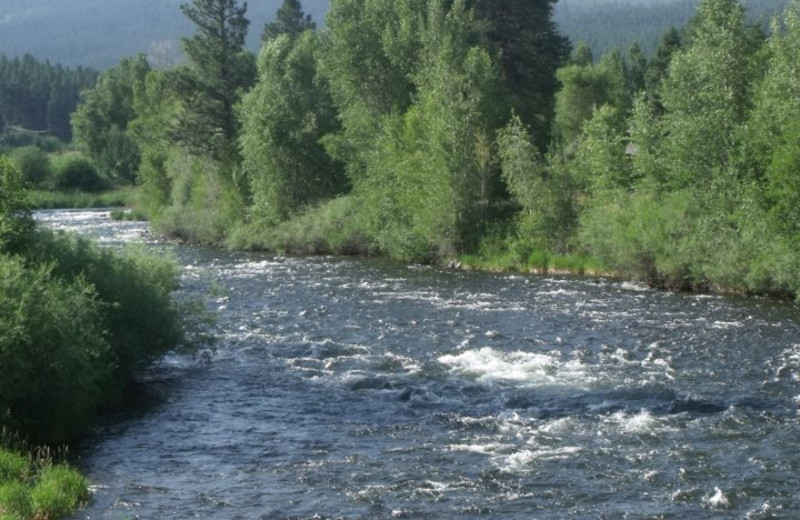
[554,0,788,58]
[0,0,330,69]
[0,0,791,69]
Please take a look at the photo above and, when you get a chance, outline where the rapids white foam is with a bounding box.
[438,347,595,389]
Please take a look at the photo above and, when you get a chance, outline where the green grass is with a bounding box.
[26,187,136,210]
[0,448,88,520]
[461,249,607,276]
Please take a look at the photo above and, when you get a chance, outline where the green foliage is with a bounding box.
[1,173,185,442]
[71,55,150,183]
[229,194,374,255]
[570,104,635,193]
[0,256,109,442]
[2,228,185,442]
[659,0,761,189]
[51,153,108,192]
[25,187,133,210]
[0,156,34,253]
[354,0,507,260]
[320,0,425,180]
[0,449,88,520]
[240,32,345,224]
[29,465,89,520]
[7,147,51,187]
[0,452,28,482]
[498,116,578,253]
[129,70,180,218]
[155,152,245,245]
[468,0,570,148]
[173,0,256,166]
[553,50,630,145]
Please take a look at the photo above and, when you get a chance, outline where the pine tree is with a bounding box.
[469,0,570,148]
[262,0,316,42]
[173,0,255,164]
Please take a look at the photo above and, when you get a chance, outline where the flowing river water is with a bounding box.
[37,210,800,519]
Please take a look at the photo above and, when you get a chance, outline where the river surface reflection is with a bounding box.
[40,210,800,519]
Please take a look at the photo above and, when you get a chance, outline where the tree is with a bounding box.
[645,27,682,113]
[750,0,800,237]
[320,0,425,181]
[71,55,150,183]
[572,42,594,66]
[173,0,256,165]
[0,155,33,253]
[360,0,506,258]
[659,0,761,189]
[240,32,345,224]
[553,50,630,145]
[626,43,647,96]
[262,0,316,42]
[469,0,570,148]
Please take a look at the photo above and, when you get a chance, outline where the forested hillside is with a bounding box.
[1,0,791,69]
[0,0,329,69]
[555,0,788,57]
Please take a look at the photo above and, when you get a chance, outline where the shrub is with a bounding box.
[51,153,108,192]
[8,146,51,186]
[0,156,34,255]
[0,255,109,443]
[22,231,185,405]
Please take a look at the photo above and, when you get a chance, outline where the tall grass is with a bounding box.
[0,448,88,520]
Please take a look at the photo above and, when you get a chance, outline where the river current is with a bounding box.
[38,210,800,519]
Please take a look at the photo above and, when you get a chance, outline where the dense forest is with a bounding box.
[0,54,97,142]
[54,0,800,299]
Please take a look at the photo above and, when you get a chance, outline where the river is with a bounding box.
[37,209,800,519]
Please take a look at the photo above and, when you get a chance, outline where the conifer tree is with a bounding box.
[262,0,316,42]
[469,0,570,147]
[173,0,255,164]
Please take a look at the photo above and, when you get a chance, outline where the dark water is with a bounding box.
[39,210,800,519]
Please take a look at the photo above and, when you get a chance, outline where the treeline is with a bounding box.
[77,0,800,298]
[554,0,788,58]
[0,54,98,143]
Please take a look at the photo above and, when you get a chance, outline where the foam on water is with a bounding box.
[438,347,595,389]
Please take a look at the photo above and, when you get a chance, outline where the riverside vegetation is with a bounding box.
[83,0,793,298]
[0,153,188,518]
[4,0,800,298]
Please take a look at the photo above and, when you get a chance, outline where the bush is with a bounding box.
[0,130,63,155]
[0,255,109,442]
[22,231,185,406]
[51,153,109,192]
[8,146,51,186]
[0,156,34,254]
